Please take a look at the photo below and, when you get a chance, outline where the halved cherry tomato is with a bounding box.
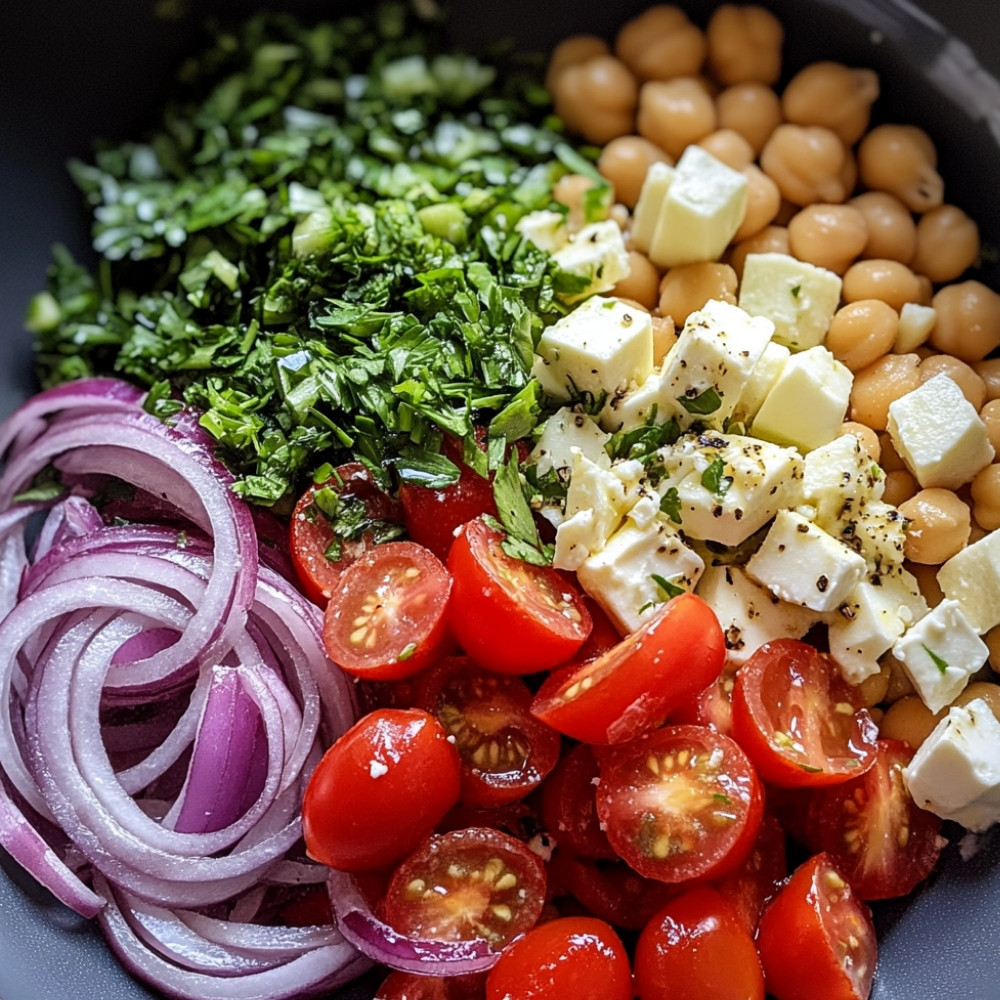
[380,827,546,949]
[537,743,617,861]
[274,885,333,927]
[634,885,766,1000]
[668,663,738,736]
[438,799,541,844]
[794,738,944,900]
[485,916,633,1000]
[323,541,453,680]
[756,853,877,1000]
[731,639,879,788]
[575,598,623,662]
[447,519,591,674]
[302,708,460,872]
[531,593,726,745]
[596,724,763,884]
[375,970,486,1000]
[418,657,562,807]
[291,463,403,605]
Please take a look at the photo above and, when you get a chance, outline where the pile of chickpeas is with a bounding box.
[545,3,1000,748]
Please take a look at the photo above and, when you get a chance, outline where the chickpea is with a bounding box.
[929,280,1000,363]
[842,259,922,314]
[954,681,1000,721]
[974,358,1000,402]
[781,61,880,146]
[553,173,598,233]
[613,251,661,309]
[759,124,850,206]
[825,300,898,373]
[849,353,921,430]
[980,400,1000,453]
[858,661,892,708]
[885,653,916,700]
[697,128,755,170]
[984,624,1000,674]
[546,34,609,93]
[658,261,738,326]
[732,165,781,242]
[651,314,678,365]
[883,468,918,507]
[637,78,717,161]
[878,431,906,472]
[879,695,937,747]
[971,464,1000,532]
[848,191,917,264]
[552,55,638,146]
[918,353,986,410]
[910,205,980,284]
[788,204,869,275]
[705,4,784,86]
[898,488,971,564]
[728,225,789,279]
[715,82,783,154]
[598,136,672,208]
[615,5,707,82]
[857,124,944,213]
[906,560,944,607]
[839,421,881,462]
[915,274,934,306]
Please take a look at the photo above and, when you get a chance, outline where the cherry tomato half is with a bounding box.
[418,657,562,808]
[447,518,592,674]
[291,463,403,605]
[756,853,877,1000]
[531,593,726,745]
[375,971,486,1000]
[380,827,546,950]
[795,738,944,900]
[731,639,879,788]
[596,724,764,884]
[323,541,453,680]
[485,916,633,1000]
[634,885,765,1000]
[302,708,460,872]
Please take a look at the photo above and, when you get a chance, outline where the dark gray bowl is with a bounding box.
[2,3,999,999]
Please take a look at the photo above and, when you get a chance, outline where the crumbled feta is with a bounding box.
[894,302,936,354]
[551,220,631,303]
[516,209,568,253]
[938,529,1000,633]
[530,407,611,477]
[631,162,676,255]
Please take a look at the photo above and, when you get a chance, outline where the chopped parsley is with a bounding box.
[678,386,722,416]
[922,644,950,676]
[700,455,733,498]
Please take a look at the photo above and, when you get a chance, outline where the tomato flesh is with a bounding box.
[323,541,453,680]
[302,708,461,872]
[596,724,763,884]
[447,518,591,674]
[731,639,878,787]
[381,827,546,949]
[532,592,726,745]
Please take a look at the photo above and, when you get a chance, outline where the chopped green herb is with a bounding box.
[651,573,685,600]
[678,387,722,416]
[488,453,554,566]
[791,284,802,298]
[701,456,732,498]
[922,644,950,675]
[659,487,682,524]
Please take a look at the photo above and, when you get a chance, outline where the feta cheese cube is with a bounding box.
[894,302,936,354]
[903,698,1000,831]
[892,599,989,713]
[576,516,705,634]
[534,295,654,405]
[938,529,1000,633]
[802,435,886,526]
[516,209,568,253]
[658,432,805,547]
[738,252,843,351]
[746,509,867,613]
[530,408,611,477]
[695,562,819,665]
[631,162,676,255]
[660,300,775,432]
[552,509,599,571]
[750,345,853,453]
[731,340,790,427]
[601,366,681,433]
[561,452,628,540]
[886,373,995,489]
[645,146,749,268]
[552,220,631,304]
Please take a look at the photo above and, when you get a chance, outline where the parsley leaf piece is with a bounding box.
[651,573,685,600]
[701,456,733,498]
[922,644,950,675]
[659,487,683,524]
[678,387,722,416]
[490,454,553,566]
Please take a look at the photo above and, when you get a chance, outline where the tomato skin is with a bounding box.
[793,738,944,900]
[375,970,486,1000]
[633,886,765,1000]
[531,593,726,745]
[731,639,879,788]
[668,665,737,736]
[323,541,453,681]
[756,853,877,1000]
[485,916,633,1000]
[447,519,592,674]
[596,724,764,884]
[302,708,460,872]
[575,598,623,661]
[291,463,403,605]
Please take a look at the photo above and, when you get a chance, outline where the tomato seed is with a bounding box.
[494,872,517,891]
[491,904,512,921]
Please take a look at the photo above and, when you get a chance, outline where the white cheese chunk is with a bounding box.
[802,435,886,525]
[534,295,654,405]
[886,373,995,489]
[903,698,1000,832]
[731,340,790,428]
[695,562,819,665]
[938,529,1000,633]
[645,146,749,268]
[601,366,680,433]
[552,509,599,571]
[631,162,676,255]
[893,302,936,354]
[530,407,611,476]
[738,252,842,351]
[746,509,867,613]
[516,209,568,253]
[552,220,631,304]
[576,516,705,634]
[658,432,805,547]
[750,345,853,453]
[893,599,989,713]
[660,299,774,432]
[561,451,628,541]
